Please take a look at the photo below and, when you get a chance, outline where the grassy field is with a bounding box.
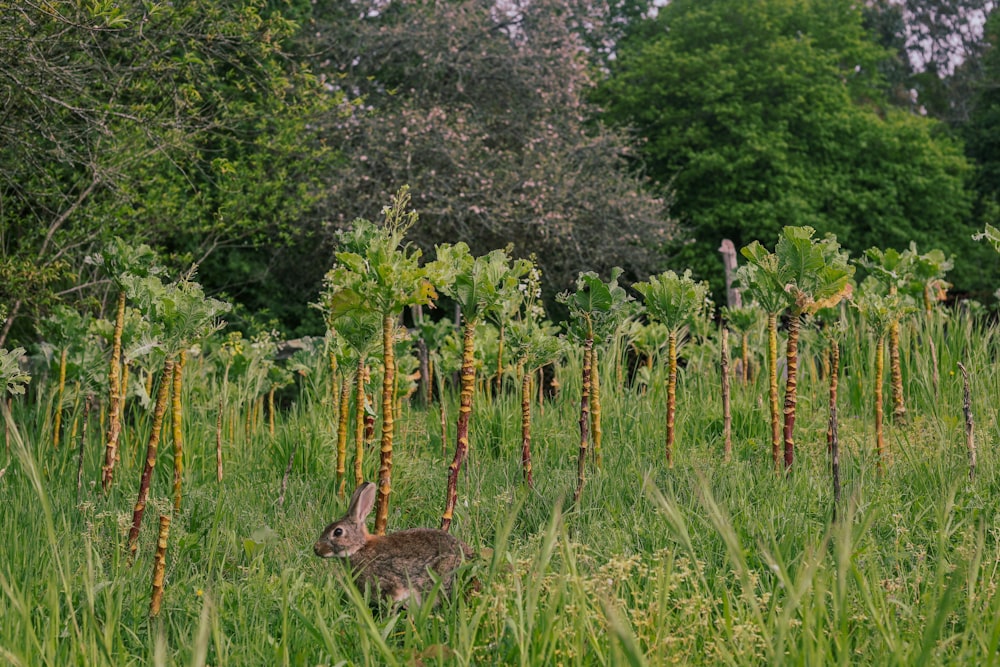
[2,309,1000,666]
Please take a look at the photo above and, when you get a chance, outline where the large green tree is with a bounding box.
[0,0,335,345]
[596,0,979,299]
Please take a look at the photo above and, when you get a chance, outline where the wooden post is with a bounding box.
[721,324,732,462]
[958,362,976,482]
[718,239,743,310]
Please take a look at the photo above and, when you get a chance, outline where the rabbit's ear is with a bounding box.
[348,482,377,522]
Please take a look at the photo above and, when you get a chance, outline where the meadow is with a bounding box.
[2,303,1000,667]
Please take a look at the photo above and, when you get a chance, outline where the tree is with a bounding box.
[597,0,977,301]
[0,0,336,345]
[633,270,710,468]
[965,11,1000,282]
[298,0,676,304]
[864,0,997,123]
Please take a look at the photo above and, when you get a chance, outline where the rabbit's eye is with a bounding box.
[333,528,343,537]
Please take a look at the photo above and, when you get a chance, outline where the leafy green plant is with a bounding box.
[36,306,92,449]
[124,275,229,552]
[740,227,853,472]
[559,268,632,501]
[429,243,529,531]
[633,269,710,469]
[85,238,164,493]
[859,247,915,423]
[906,243,954,316]
[0,347,29,398]
[507,319,564,487]
[320,187,437,534]
[721,305,761,385]
[973,223,1000,252]
[854,282,916,472]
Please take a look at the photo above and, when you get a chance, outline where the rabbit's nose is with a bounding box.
[314,540,331,557]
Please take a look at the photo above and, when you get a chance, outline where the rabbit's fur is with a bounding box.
[314,482,474,605]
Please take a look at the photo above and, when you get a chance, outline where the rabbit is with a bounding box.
[314,481,475,605]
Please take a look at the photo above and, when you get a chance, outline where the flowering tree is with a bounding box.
[302,0,675,302]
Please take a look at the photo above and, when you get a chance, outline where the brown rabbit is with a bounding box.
[313,482,475,605]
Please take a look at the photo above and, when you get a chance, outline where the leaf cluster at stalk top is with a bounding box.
[320,191,437,320]
[974,223,1000,253]
[633,269,710,334]
[739,225,854,316]
[429,243,531,322]
[558,267,634,340]
[0,347,30,397]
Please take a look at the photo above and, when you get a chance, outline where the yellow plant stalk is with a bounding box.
[782,313,802,472]
[590,346,602,468]
[875,334,886,473]
[215,397,224,482]
[336,373,351,498]
[354,359,366,489]
[666,331,678,468]
[721,325,732,462]
[172,351,186,513]
[268,387,276,436]
[101,289,126,492]
[53,347,67,448]
[149,514,172,618]
[767,312,780,471]
[520,363,533,487]
[128,358,174,557]
[442,319,476,532]
[573,336,593,503]
[374,315,396,536]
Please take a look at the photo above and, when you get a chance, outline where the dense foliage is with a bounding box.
[596,0,994,299]
[0,0,336,343]
[4,0,1000,343]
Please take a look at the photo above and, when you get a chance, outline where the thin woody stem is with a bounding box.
[442,319,477,532]
[374,315,396,536]
[128,358,174,558]
[573,336,593,505]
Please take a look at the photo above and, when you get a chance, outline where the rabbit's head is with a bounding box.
[313,482,375,558]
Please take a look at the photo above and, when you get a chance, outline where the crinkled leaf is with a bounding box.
[0,347,30,396]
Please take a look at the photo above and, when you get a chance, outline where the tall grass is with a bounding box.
[2,308,999,665]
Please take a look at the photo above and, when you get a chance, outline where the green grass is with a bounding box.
[2,310,1000,665]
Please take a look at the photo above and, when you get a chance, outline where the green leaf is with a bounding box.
[634,269,710,333]
[0,347,30,397]
[973,224,1000,253]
